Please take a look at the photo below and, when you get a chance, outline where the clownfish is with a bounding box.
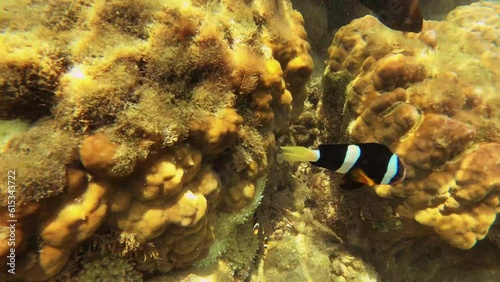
[358,0,423,33]
[280,143,406,190]
[252,215,268,261]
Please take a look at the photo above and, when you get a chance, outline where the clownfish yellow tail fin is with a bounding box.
[280,146,320,162]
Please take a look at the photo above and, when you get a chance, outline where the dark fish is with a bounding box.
[280,143,406,190]
[358,0,423,32]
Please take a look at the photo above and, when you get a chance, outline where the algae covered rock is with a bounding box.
[0,0,312,280]
[0,119,29,152]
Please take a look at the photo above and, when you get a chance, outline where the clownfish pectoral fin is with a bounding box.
[280,146,320,162]
[350,168,375,186]
[340,168,375,190]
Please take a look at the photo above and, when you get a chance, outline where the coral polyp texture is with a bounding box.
[0,0,312,280]
[323,2,499,250]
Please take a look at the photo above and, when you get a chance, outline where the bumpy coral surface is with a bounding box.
[323,2,500,249]
[0,0,312,280]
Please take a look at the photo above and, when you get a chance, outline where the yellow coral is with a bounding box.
[79,133,119,178]
[40,181,108,247]
[19,181,108,280]
[324,2,500,249]
[33,245,72,280]
[165,189,208,227]
[187,165,221,204]
[106,146,221,271]
[190,109,243,154]
[131,145,202,201]
[0,0,313,278]
[411,143,500,249]
[115,200,167,242]
[221,179,256,212]
[261,59,284,88]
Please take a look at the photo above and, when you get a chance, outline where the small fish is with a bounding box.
[280,143,406,190]
[252,215,268,261]
[358,0,423,32]
[253,222,261,235]
[262,236,269,259]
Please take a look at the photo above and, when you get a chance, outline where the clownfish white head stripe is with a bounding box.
[280,143,406,190]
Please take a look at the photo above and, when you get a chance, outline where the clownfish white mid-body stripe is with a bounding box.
[336,145,361,174]
[381,154,399,185]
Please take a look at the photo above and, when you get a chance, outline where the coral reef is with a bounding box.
[290,0,477,66]
[323,1,500,250]
[248,150,500,282]
[242,2,500,281]
[2,0,499,280]
[0,0,312,280]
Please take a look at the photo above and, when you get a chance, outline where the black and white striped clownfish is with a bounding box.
[358,0,423,33]
[280,143,406,190]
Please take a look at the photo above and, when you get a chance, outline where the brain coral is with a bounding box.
[0,0,312,280]
[323,2,500,249]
